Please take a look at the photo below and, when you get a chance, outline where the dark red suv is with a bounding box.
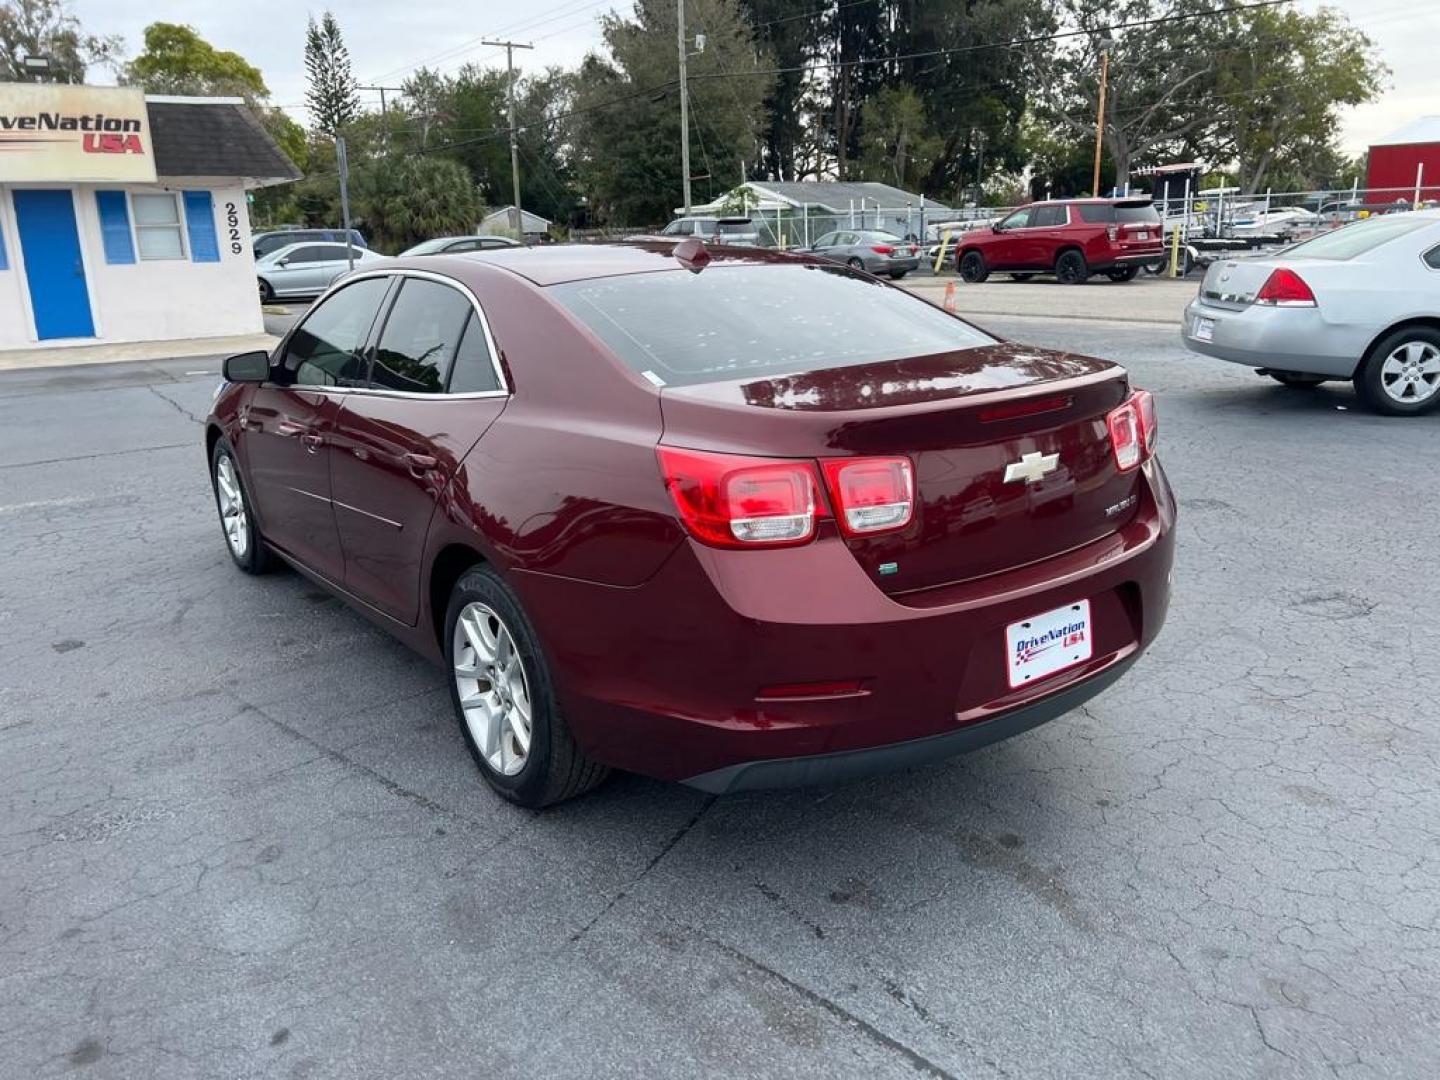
[207,242,1175,806]
[956,198,1165,284]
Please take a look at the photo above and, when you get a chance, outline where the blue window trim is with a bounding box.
[95,191,136,264]
[183,190,220,263]
[0,205,8,271]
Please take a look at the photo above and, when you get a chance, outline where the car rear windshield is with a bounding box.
[1283,215,1434,260]
[550,264,997,387]
[1076,203,1160,224]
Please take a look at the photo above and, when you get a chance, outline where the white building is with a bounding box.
[684,180,951,243]
[479,206,552,243]
[0,84,299,351]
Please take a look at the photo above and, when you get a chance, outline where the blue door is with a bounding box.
[13,190,95,340]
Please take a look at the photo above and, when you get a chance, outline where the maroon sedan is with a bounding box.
[207,242,1175,807]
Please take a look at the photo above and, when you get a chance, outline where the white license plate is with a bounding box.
[1006,600,1093,689]
[1192,316,1215,342]
[1137,231,1150,240]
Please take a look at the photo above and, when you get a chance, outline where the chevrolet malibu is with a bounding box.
[207,242,1176,807]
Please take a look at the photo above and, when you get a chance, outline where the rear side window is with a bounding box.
[1077,205,1115,224]
[551,264,997,388]
[1031,205,1068,228]
[371,278,474,394]
[283,277,390,387]
[1425,246,1440,270]
[1285,216,1434,260]
[448,313,501,393]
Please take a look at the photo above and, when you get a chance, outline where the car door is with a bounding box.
[271,245,323,296]
[308,244,355,293]
[328,273,510,624]
[240,276,392,576]
[989,208,1032,268]
[1024,204,1069,267]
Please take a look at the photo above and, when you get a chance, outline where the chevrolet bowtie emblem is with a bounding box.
[1004,451,1060,484]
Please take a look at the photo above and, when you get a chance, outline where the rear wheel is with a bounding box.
[1055,249,1089,285]
[1354,327,1440,416]
[1106,266,1139,282]
[1268,372,1327,388]
[1009,273,1034,282]
[959,251,989,283]
[445,564,608,807]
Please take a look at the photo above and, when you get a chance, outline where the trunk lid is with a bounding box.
[1197,255,1289,310]
[659,343,1137,595]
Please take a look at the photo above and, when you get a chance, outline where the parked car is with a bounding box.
[807,229,921,278]
[253,228,367,260]
[399,235,524,256]
[956,198,1165,284]
[207,243,1175,807]
[660,216,765,246]
[1181,210,1440,415]
[255,242,388,301]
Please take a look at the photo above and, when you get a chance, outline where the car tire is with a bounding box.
[1268,372,1327,388]
[210,436,274,575]
[959,251,989,283]
[846,257,865,272]
[1354,326,1440,416]
[1009,273,1034,282]
[258,278,275,303]
[445,564,609,808]
[1055,249,1089,284]
[1106,266,1140,282]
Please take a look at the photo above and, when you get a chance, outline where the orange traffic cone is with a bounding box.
[943,280,958,313]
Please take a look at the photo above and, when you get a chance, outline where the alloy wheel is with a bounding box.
[214,454,249,558]
[1380,341,1440,404]
[452,602,533,777]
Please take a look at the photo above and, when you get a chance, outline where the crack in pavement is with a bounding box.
[144,385,205,426]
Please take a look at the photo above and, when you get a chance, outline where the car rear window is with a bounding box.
[1076,203,1160,224]
[1284,215,1434,260]
[550,264,996,387]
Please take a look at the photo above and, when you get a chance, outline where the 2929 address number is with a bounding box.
[225,201,243,255]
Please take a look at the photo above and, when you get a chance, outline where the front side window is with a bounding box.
[662,220,690,236]
[282,277,390,387]
[999,209,1032,230]
[552,263,998,388]
[132,193,185,260]
[371,278,474,394]
[812,232,837,247]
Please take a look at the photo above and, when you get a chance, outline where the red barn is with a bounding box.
[1365,116,1440,206]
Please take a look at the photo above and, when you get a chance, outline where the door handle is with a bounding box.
[301,433,324,453]
[403,452,438,473]
[276,419,308,438]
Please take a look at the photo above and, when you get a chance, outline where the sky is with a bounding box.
[71,0,1438,160]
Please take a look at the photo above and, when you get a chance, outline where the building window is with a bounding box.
[132,193,186,260]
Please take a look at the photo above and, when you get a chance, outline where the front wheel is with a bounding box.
[1055,249,1089,285]
[1106,266,1139,282]
[445,564,608,807]
[257,278,275,303]
[846,257,865,272]
[1354,327,1440,416]
[959,251,989,283]
[210,437,274,574]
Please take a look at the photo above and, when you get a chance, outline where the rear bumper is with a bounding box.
[1181,298,1364,377]
[513,459,1175,787]
[1098,250,1165,269]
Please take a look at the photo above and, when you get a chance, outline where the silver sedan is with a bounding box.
[256,242,388,302]
[1181,210,1440,415]
[807,229,921,279]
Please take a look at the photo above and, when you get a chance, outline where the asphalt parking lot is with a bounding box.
[2,313,1437,1079]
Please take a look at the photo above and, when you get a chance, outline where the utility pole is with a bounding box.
[1091,49,1110,197]
[483,39,535,236]
[335,136,354,273]
[359,85,402,115]
[677,0,692,215]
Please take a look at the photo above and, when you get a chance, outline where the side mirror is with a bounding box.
[223,350,271,384]
[991,224,1002,234]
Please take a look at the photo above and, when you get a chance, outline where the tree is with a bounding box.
[305,10,358,135]
[0,0,120,83]
[122,22,267,100]
[1211,6,1382,193]
[350,156,481,251]
[568,0,773,226]
[857,86,943,189]
[1040,0,1226,191]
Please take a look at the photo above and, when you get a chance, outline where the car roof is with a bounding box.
[398,241,800,287]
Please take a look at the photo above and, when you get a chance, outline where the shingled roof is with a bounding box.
[146,97,301,186]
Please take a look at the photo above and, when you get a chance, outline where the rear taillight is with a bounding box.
[820,456,914,536]
[871,244,894,255]
[1107,225,1119,242]
[1254,268,1316,307]
[1106,389,1157,472]
[657,447,823,548]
